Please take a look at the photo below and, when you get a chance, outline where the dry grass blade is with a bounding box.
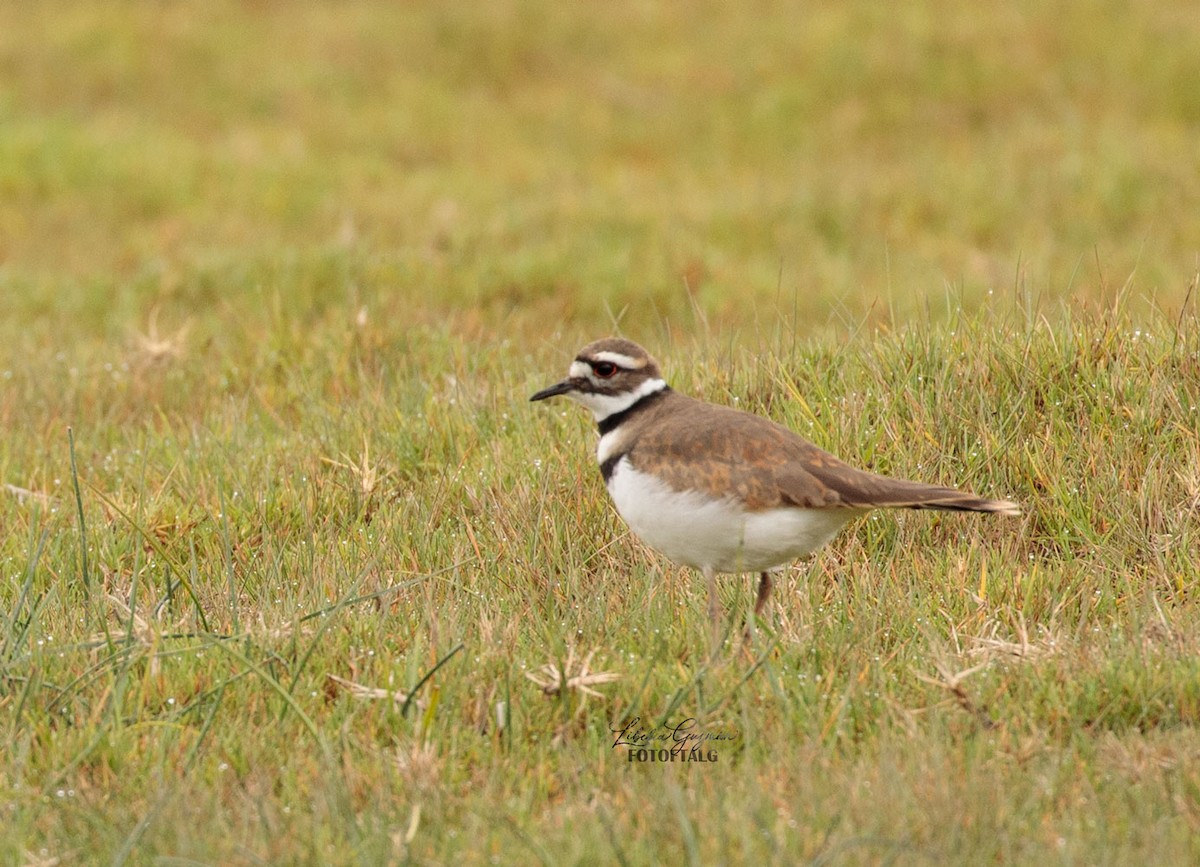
[394,743,441,792]
[966,613,1059,662]
[90,591,188,678]
[1177,465,1200,513]
[915,659,991,693]
[4,483,51,505]
[525,648,620,699]
[326,673,411,705]
[21,850,69,867]
[916,658,996,729]
[132,307,190,365]
[321,436,393,502]
[94,592,184,647]
[250,613,314,643]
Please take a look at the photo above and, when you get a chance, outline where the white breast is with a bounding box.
[605,458,860,573]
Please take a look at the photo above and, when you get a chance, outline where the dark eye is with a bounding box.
[593,362,618,378]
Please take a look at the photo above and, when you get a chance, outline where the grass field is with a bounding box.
[3,1,1200,864]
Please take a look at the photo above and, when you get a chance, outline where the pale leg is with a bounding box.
[742,571,774,643]
[753,572,772,619]
[703,565,720,650]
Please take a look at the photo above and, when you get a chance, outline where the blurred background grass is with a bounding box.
[2,0,1198,341]
[3,3,1200,863]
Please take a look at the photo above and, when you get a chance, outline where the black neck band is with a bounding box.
[596,385,670,436]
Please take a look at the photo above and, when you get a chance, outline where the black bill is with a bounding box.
[530,380,575,402]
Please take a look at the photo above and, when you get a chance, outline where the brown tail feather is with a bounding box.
[904,494,1021,516]
[781,443,1021,515]
[830,474,1021,515]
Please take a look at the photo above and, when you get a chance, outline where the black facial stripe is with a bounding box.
[573,379,625,396]
[596,385,670,435]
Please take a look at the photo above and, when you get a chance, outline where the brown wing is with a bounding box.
[626,396,1018,515]
[788,459,1020,513]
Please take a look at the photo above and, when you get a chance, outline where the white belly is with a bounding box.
[606,458,860,573]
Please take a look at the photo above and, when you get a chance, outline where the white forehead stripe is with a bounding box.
[591,351,646,369]
[568,360,590,378]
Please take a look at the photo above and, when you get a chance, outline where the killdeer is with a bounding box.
[531,338,1019,632]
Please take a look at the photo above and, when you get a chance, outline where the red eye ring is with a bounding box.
[593,361,618,378]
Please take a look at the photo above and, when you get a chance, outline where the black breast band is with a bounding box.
[596,385,670,436]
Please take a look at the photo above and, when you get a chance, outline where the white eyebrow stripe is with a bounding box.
[591,351,645,369]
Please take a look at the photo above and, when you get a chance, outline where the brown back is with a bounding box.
[618,390,1017,514]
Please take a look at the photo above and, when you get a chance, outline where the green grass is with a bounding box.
[2,1,1200,864]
